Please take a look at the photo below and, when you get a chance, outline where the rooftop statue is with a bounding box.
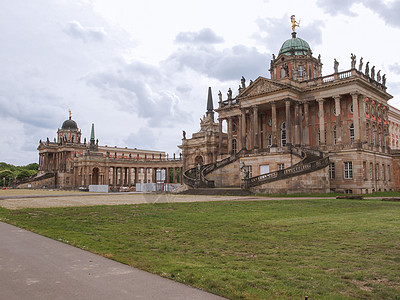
[334,59,339,73]
[351,53,356,69]
[377,70,382,83]
[290,15,300,32]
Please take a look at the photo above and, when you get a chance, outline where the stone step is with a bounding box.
[180,188,253,196]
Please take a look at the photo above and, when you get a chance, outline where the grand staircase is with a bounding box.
[183,147,329,190]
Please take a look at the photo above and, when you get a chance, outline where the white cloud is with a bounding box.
[175,28,224,45]
[1,0,400,165]
[64,20,106,42]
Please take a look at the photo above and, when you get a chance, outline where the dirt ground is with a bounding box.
[0,189,339,210]
[0,189,268,210]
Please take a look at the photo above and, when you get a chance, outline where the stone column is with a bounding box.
[294,102,301,146]
[253,106,259,149]
[180,167,183,184]
[271,101,278,147]
[304,102,310,146]
[134,167,138,184]
[241,109,247,149]
[285,99,292,146]
[218,118,223,155]
[153,168,157,183]
[333,95,342,143]
[317,98,325,145]
[86,166,90,186]
[351,92,360,143]
[237,116,242,150]
[127,167,131,186]
[105,167,109,186]
[113,167,118,186]
[359,95,366,143]
[227,117,233,154]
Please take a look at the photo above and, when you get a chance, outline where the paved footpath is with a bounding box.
[0,221,225,300]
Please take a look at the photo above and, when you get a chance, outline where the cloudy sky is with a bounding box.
[1,0,400,165]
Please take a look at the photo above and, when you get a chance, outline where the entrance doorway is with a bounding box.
[92,167,99,185]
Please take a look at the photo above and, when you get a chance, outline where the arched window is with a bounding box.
[378,128,381,147]
[232,139,237,154]
[372,125,376,145]
[384,130,387,148]
[268,134,272,147]
[281,122,287,147]
[333,126,337,145]
[350,123,354,144]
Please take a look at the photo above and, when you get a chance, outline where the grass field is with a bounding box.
[0,198,399,299]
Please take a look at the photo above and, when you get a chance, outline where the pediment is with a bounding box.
[239,77,286,98]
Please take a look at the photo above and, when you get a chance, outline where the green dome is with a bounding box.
[278,35,312,56]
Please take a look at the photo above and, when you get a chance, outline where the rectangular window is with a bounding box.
[388,164,391,181]
[260,165,270,175]
[376,164,379,181]
[370,162,373,180]
[363,161,366,180]
[344,162,353,179]
[278,163,284,170]
[329,162,335,179]
[382,164,385,181]
[248,165,252,178]
[333,127,337,145]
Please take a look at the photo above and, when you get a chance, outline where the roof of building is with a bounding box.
[61,117,78,130]
[278,32,312,56]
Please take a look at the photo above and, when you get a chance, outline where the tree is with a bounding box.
[0,169,14,186]
[16,169,36,180]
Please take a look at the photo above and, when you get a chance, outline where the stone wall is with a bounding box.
[16,174,56,189]
[206,160,241,187]
[328,150,393,194]
[249,165,329,194]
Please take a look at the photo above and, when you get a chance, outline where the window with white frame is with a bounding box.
[363,161,367,180]
[344,162,353,179]
[232,139,237,154]
[350,123,354,144]
[298,65,305,77]
[278,163,285,170]
[281,122,287,146]
[370,162,373,180]
[329,162,335,179]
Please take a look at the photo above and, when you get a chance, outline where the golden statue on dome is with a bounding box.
[69,109,72,119]
[290,15,300,32]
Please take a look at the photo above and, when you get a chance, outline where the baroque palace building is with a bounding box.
[26,112,183,189]
[181,26,400,194]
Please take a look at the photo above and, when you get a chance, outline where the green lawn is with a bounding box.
[1,199,399,299]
